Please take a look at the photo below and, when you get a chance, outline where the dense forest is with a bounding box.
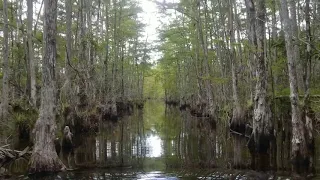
[0,0,320,178]
[156,0,320,175]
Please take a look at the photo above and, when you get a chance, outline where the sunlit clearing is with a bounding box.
[146,135,162,157]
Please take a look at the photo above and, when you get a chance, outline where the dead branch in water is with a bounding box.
[230,129,250,138]
[0,147,31,168]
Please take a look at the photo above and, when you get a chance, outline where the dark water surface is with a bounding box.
[4,101,320,179]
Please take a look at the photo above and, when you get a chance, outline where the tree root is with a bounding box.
[29,151,66,173]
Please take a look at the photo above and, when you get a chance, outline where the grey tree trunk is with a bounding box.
[245,0,271,170]
[280,0,308,174]
[245,0,257,102]
[255,0,272,170]
[110,0,118,116]
[104,0,110,101]
[28,0,37,106]
[29,0,66,173]
[86,0,95,100]
[1,0,10,121]
[229,0,244,168]
[65,0,73,102]
[77,0,87,107]
[304,0,314,173]
[230,0,241,122]
[289,0,303,91]
[196,0,214,118]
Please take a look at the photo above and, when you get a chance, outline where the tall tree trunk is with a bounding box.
[304,0,314,174]
[245,0,272,170]
[1,0,10,121]
[119,0,124,100]
[196,0,214,118]
[229,0,244,168]
[78,0,87,106]
[16,0,23,98]
[29,0,66,173]
[65,0,73,103]
[86,0,94,100]
[245,0,257,102]
[28,0,37,106]
[104,0,110,101]
[110,0,118,117]
[255,0,272,170]
[289,0,303,91]
[280,0,308,174]
[270,0,278,170]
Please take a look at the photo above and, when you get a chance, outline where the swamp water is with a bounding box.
[4,101,320,179]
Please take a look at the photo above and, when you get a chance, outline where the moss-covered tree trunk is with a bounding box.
[29,0,66,173]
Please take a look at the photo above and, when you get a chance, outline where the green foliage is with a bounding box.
[144,67,164,99]
[310,88,320,95]
[211,77,230,84]
[11,100,38,137]
[246,99,253,108]
[271,57,287,76]
[34,31,43,42]
[275,88,290,96]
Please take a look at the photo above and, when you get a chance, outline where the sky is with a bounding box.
[139,0,163,62]
[140,0,161,43]
[139,0,178,63]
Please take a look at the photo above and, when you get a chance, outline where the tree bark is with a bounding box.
[1,0,10,121]
[229,0,244,168]
[104,0,110,101]
[245,0,272,170]
[245,0,257,102]
[280,0,308,174]
[65,0,73,102]
[86,0,95,100]
[196,0,214,118]
[77,0,87,107]
[304,0,314,174]
[29,0,66,173]
[28,0,37,106]
[289,0,303,91]
[110,0,119,116]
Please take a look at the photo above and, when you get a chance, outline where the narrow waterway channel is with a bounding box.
[4,101,320,179]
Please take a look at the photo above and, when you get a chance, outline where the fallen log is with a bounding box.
[0,147,31,168]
